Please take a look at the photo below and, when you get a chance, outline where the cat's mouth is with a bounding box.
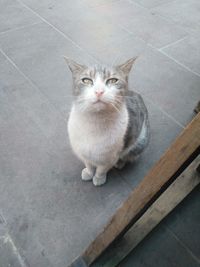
[93,99,106,105]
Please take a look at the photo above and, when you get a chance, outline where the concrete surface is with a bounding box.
[0,0,199,266]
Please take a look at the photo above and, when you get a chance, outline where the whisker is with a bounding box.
[109,102,121,113]
[116,95,134,99]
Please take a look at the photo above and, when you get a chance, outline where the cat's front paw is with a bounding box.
[93,175,107,186]
[81,168,93,181]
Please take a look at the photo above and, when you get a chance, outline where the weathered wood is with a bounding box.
[92,155,200,267]
[68,257,88,267]
[82,113,200,265]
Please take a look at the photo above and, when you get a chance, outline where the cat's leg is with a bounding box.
[115,159,126,170]
[81,161,95,181]
[93,165,111,186]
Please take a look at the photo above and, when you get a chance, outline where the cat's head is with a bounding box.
[65,57,136,113]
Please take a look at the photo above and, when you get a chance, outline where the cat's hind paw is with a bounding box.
[115,159,126,170]
[81,168,93,181]
[93,175,107,186]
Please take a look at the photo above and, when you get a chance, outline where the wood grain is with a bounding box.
[92,155,200,267]
[83,112,200,265]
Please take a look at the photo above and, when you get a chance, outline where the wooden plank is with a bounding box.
[92,155,200,267]
[82,113,200,265]
[67,112,200,267]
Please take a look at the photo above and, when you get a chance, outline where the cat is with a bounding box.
[65,57,150,186]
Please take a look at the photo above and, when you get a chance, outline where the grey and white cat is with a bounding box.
[66,57,150,186]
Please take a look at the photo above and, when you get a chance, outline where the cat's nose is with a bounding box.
[95,90,104,98]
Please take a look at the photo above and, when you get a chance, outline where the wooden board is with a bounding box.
[92,155,200,267]
[68,112,200,267]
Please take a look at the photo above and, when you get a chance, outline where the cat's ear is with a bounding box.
[117,58,137,74]
[64,57,86,73]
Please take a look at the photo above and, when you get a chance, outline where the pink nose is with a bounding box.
[95,90,104,97]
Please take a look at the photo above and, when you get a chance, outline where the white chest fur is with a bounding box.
[68,105,129,167]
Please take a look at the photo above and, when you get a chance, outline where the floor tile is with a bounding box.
[93,0,187,48]
[82,0,120,7]
[163,185,200,260]
[0,235,25,267]
[117,98,183,186]
[162,35,200,76]
[129,47,200,126]
[0,212,7,237]
[0,51,69,150]
[152,0,200,35]
[130,0,175,8]
[20,0,132,55]
[122,10,187,48]
[0,0,41,33]
[61,19,131,57]
[0,22,95,114]
[0,0,199,265]
[120,225,200,267]
[90,35,147,65]
[0,53,132,266]
[20,0,90,24]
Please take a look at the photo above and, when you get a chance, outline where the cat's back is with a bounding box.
[124,91,150,149]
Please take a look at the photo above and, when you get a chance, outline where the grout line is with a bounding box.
[144,97,185,129]
[0,22,43,36]
[3,1,188,130]
[0,47,66,119]
[0,211,6,224]
[119,26,193,129]
[160,50,200,78]
[165,227,200,264]
[3,233,27,267]
[129,0,177,11]
[148,0,177,9]
[159,36,188,51]
[128,0,147,10]
[17,0,96,63]
[148,7,198,37]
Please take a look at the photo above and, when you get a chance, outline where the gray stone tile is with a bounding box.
[61,20,130,58]
[0,212,7,237]
[81,0,120,8]
[163,185,200,260]
[130,0,175,8]
[0,52,69,150]
[0,147,132,266]
[120,226,200,267]
[117,99,183,186]
[21,0,90,24]
[129,47,200,126]
[93,0,187,48]
[0,0,41,33]
[152,0,200,36]
[123,11,187,49]
[162,35,200,76]
[20,0,131,56]
[0,22,95,114]
[0,235,25,267]
[90,35,147,65]
[0,53,132,266]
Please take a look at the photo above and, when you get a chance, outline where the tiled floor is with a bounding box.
[0,0,199,266]
[121,185,200,267]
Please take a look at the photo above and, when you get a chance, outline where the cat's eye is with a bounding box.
[82,78,93,85]
[106,78,118,85]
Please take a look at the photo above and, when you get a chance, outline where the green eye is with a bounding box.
[82,78,93,85]
[107,78,118,84]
